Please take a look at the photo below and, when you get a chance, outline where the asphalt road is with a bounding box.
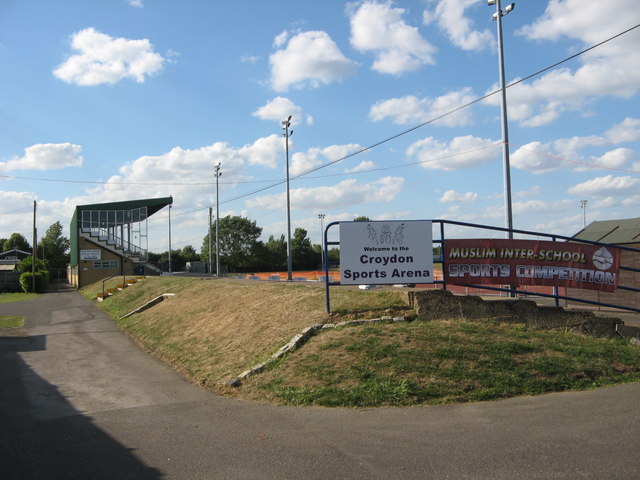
[1,287,639,479]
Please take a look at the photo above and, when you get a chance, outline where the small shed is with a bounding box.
[0,248,31,292]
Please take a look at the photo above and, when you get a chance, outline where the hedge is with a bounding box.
[19,270,50,293]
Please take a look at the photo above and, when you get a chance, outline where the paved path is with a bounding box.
[1,288,639,479]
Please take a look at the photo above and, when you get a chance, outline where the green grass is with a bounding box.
[0,292,38,304]
[0,315,25,328]
[252,320,640,407]
[83,276,640,408]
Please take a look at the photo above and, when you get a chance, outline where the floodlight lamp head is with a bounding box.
[492,11,499,20]
[505,3,515,13]
[487,0,496,5]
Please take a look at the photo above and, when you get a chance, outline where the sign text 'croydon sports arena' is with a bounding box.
[340,221,434,285]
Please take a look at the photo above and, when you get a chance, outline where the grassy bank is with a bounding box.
[86,276,640,407]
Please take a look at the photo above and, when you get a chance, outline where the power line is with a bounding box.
[9,24,640,223]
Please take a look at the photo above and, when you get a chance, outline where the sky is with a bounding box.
[1,0,639,255]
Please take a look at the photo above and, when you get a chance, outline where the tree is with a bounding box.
[291,227,319,270]
[3,233,31,253]
[39,221,70,270]
[263,234,287,271]
[201,215,263,272]
[353,216,371,222]
[181,245,199,262]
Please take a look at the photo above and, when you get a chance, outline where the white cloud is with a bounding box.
[487,0,640,126]
[349,1,436,75]
[406,135,499,170]
[568,175,640,196]
[345,160,375,173]
[439,190,477,203]
[127,0,143,7]
[0,143,83,173]
[369,88,475,127]
[592,148,637,169]
[252,97,313,126]
[53,28,165,86]
[512,118,640,174]
[513,199,575,216]
[269,30,357,91]
[240,54,260,65]
[290,144,361,176]
[78,136,284,209]
[604,117,640,143]
[425,0,494,52]
[515,185,541,199]
[246,176,405,211]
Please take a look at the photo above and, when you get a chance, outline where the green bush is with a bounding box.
[19,270,50,293]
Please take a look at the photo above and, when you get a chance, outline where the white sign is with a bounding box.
[80,249,101,260]
[340,220,434,285]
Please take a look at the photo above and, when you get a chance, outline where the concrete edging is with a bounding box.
[227,315,407,387]
[119,294,175,320]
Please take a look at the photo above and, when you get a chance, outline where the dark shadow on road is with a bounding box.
[0,335,164,480]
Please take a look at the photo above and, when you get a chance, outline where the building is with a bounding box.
[567,217,640,309]
[68,197,172,288]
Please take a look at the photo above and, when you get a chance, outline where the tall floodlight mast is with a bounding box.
[488,0,516,239]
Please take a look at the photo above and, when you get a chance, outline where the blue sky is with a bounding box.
[1,0,639,254]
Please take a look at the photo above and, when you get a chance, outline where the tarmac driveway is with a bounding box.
[1,287,639,479]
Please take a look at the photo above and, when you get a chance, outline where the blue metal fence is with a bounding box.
[323,220,640,314]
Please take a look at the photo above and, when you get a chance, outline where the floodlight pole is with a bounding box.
[282,116,293,281]
[581,200,588,227]
[214,163,222,278]
[489,0,515,240]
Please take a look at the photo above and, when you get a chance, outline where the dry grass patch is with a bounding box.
[93,277,411,391]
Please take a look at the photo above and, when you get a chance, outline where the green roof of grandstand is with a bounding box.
[572,217,640,245]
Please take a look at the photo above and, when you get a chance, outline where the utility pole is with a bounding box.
[282,116,293,281]
[214,163,222,278]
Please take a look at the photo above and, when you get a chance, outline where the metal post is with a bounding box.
[581,200,588,227]
[282,116,293,281]
[208,207,213,274]
[168,204,172,273]
[318,213,325,270]
[214,163,221,278]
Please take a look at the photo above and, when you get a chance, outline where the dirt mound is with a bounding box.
[407,289,622,337]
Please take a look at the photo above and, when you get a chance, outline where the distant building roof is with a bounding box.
[0,248,31,257]
[572,217,640,245]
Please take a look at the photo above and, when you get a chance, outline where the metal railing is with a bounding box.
[323,219,640,314]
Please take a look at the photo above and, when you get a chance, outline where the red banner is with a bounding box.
[444,239,620,292]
